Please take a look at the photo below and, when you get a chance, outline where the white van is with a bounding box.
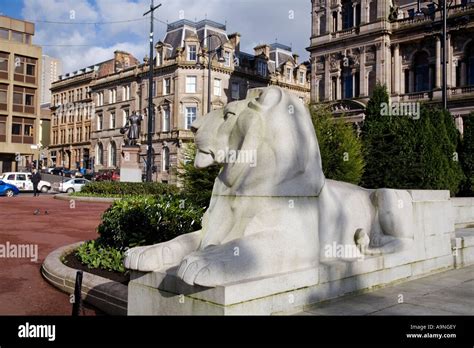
[0,172,51,193]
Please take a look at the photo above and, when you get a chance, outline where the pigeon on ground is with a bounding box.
[34,209,40,215]
[45,210,49,215]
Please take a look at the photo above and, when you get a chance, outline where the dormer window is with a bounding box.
[257,61,267,77]
[224,51,231,67]
[286,67,293,82]
[156,52,161,66]
[187,45,197,61]
[299,71,305,84]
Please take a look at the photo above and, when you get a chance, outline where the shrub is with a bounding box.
[97,194,204,250]
[75,240,126,273]
[178,142,221,209]
[81,181,179,196]
[310,104,365,184]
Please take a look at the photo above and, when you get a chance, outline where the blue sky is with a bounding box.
[0,0,311,74]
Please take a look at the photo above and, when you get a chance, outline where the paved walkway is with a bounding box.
[298,265,474,315]
[0,195,111,315]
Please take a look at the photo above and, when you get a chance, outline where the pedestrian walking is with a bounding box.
[31,169,42,197]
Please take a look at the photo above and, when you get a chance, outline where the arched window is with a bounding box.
[109,142,117,167]
[96,143,103,165]
[466,42,474,86]
[413,51,430,92]
[162,147,170,172]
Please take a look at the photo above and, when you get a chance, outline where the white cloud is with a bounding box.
[20,0,311,74]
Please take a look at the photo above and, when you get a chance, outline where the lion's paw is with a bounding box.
[177,245,236,287]
[124,231,202,272]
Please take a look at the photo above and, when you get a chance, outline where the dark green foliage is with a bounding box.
[80,181,179,196]
[310,104,365,184]
[460,113,474,195]
[97,195,204,250]
[178,143,221,208]
[361,83,464,195]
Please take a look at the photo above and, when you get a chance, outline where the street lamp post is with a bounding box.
[441,0,448,110]
[143,0,161,182]
[197,34,226,114]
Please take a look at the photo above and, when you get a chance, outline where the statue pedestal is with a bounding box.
[120,146,142,183]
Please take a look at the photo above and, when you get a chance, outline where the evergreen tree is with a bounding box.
[361,83,464,195]
[460,113,474,195]
[310,104,365,184]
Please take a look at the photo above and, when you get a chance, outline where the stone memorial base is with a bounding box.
[128,190,474,315]
[120,146,142,183]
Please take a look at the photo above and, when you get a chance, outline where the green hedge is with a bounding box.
[96,195,204,250]
[81,181,179,196]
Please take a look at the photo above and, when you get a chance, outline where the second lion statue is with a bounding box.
[124,86,415,287]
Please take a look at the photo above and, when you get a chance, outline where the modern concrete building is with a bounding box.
[41,55,62,105]
[91,19,311,184]
[48,51,139,170]
[308,0,474,126]
[0,15,42,173]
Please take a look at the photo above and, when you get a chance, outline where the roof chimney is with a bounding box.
[228,33,241,54]
[292,53,299,64]
[254,44,270,59]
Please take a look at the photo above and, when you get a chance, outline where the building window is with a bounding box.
[11,117,34,144]
[231,82,240,100]
[342,0,354,29]
[97,92,104,106]
[162,147,170,171]
[163,78,171,95]
[97,114,103,130]
[413,51,430,92]
[224,51,231,67]
[185,106,197,130]
[185,76,197,93]
[0,115,6,142]
[122,109,129,127]
[187,45,197,61]
[14,55,37,83]
[0,52,8,78]
[156,52,161,66]
[25,93,34,106]
[466,43,474,86]
[109,88,116,103]
[342,71,353,99]
[0,29,8,40]
[109,142,117,167]
[257,61,267,76]
[213,78,221,96]
[122,85,130,100]
[299,71,305,84]
[96,143,103,165]
[0,84,7,110]
[110,112,116,129]
[286,67,293,81]
[11,31,23,43]
[162,108,170,132]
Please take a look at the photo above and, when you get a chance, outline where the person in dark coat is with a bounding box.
[31,169,42,197]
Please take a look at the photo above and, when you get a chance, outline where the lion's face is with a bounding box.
[191,86,325,196]
[191,98,256,169]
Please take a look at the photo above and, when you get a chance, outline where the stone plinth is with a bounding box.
[120,146,142,183]
[127,190,474,315]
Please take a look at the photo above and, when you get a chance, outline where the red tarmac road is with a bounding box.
[0,195,111,315]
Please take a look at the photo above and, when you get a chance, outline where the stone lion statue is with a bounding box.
[124,86,414,287]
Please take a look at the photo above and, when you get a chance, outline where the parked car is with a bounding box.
[54,178,90,193]
[64,169,83,178]
[0,180,20,197]
[0,172,51,193]
[50,167,66,176]
[93,170,120,181]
